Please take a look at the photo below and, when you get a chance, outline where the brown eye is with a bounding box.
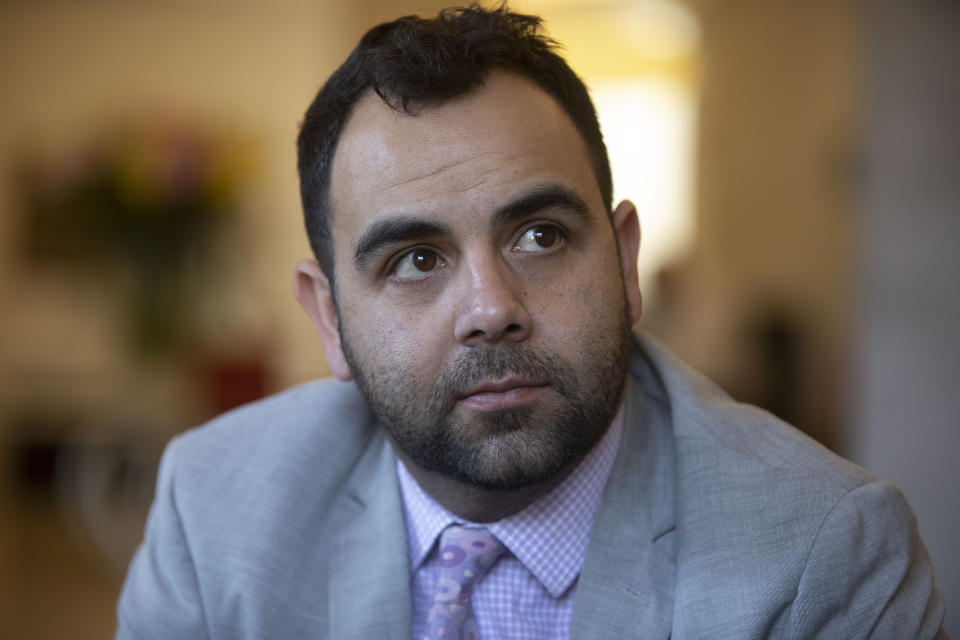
[412,250,436,271]
[392,248,442,281]
[516,224,563,252]
[533,226,558,248]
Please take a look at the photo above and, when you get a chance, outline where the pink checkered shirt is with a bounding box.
[397,406,624,640]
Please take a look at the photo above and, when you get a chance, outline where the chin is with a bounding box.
[434,412,598,490]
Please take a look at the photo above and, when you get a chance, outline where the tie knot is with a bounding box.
[435,525,505,600]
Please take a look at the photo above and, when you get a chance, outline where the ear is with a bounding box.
[612,200,643,324]
[293,260,354,381]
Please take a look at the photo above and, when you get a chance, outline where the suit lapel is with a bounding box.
[570,349,677,639]
[328,429,412,640]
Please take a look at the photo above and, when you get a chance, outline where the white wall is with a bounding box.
[852,0,960,631]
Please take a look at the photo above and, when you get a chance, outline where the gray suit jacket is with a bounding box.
[116,336,945,638]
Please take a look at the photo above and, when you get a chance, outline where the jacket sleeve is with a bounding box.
[789,480,946,638]
[115,436,209,639]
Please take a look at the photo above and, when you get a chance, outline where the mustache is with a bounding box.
[426,346,571,415]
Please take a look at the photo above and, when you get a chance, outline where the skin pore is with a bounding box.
[295,70,643,523]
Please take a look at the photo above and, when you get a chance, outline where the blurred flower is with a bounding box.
[18,121,255,357]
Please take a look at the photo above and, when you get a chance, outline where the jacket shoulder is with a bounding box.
[634,333,872,490]
[632,335,944,637]
[181,377,374,463]
[117,378,381,639]
[168,377,379,539]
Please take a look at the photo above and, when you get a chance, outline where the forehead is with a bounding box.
[328,71,601,243]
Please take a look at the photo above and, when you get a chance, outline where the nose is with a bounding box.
[453,253,532,346]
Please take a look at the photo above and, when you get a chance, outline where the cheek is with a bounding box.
[526,286,593,345]
[545,250,621,308]
[533,260,624,340]
[344,297,450,368]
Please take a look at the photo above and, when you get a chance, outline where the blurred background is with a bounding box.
[0,0,956,637]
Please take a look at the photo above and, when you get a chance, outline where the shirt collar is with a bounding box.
[397,404,624,598]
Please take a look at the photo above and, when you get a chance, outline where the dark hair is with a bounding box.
[297,3,612,280]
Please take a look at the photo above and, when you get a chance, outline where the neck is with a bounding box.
[389,443,579,523]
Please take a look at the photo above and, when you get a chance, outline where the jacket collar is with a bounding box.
[328,427,412,640]
[570,341,677,639]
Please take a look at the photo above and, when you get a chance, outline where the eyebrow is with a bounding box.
[491,184,591,228]
[352,183,592,270]
[353,217,451,270]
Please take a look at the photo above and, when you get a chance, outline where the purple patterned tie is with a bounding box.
[426,525,505,640]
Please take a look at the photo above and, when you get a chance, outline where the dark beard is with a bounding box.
[341,312,633,490]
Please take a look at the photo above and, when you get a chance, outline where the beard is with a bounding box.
[339,306,633,491]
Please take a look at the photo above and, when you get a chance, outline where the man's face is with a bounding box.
[302,71,642,490]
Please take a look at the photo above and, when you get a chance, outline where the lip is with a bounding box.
[457,378,549,411]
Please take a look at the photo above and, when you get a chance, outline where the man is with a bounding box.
[117,5,945,639]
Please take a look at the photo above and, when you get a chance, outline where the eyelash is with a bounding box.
[386,246,449,283]
[513,222,567,253]
[385,222,568,283]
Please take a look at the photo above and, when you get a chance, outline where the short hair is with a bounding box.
[297,2,612,281]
